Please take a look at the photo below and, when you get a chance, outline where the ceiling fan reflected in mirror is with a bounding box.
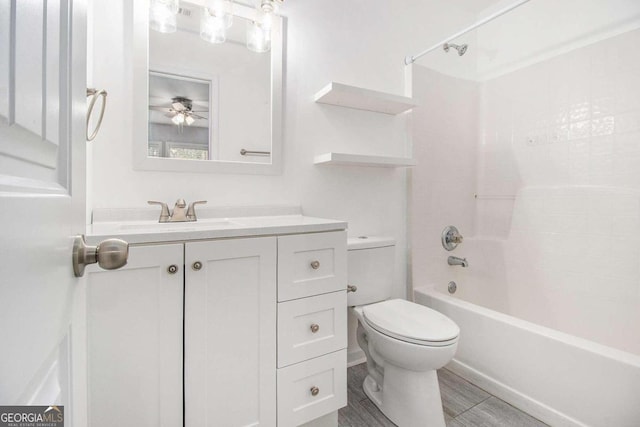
[150,96,208,128]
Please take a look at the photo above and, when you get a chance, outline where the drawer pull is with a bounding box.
[192,261,202,271]
[310,324,320,333]
[167,264,179,274]
[310,386,320,396]
[310,260,320,270]
[347,284,357,293]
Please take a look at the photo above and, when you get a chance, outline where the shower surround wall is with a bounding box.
[484,27,640,355]
[412,26,640,355]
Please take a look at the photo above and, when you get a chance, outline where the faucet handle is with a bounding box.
[186,200,207,221]
[148,201,170,222]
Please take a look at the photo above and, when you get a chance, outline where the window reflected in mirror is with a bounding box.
[148,72,212,160]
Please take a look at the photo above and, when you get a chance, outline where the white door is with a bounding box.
[0,0,88,425]
[184,237,277,427]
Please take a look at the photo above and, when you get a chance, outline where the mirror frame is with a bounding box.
[132,0,283,175]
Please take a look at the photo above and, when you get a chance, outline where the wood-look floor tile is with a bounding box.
[444,412,454,426]
[359,398,396,427]
[438,368,490,418]
[342,364,544,427]
[338,393,394,427]
[448,397,548,427]
[347,363,369,402]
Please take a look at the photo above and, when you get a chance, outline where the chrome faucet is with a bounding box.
[448,256,468,268]
[148,199,207,223]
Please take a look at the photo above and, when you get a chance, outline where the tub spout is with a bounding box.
[448,256,468,267]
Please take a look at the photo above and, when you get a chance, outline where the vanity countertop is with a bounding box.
[86,213,348,245]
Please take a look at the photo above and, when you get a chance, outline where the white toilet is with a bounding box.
[348,237,460,427]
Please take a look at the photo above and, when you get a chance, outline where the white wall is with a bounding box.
[89,0,492,302]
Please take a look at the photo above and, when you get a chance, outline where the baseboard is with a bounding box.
[347,349,366,367]
[446,359,587,427]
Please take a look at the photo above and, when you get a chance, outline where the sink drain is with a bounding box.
[448,281,457,294]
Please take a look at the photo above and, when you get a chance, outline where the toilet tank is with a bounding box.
[347,236,395,306]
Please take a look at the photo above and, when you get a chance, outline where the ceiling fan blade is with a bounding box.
[149,96,172,106]
[150,106,170,111]
[190,114,208,120]
[164,112,177,118]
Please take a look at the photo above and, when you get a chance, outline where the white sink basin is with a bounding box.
[118,218,242,233]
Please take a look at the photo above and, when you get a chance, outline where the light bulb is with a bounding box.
[172,113,185,125]
[246,20,270,53]
[205,0,233,28]
[185,115,195,126]
[200,7,227,43]
[150,0,179,33]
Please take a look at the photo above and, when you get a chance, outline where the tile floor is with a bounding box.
[339,363,548,427]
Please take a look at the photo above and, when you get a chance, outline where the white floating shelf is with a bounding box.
[314,152,416,168]
[314,82,416,115]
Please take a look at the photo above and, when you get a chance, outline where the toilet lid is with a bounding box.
[363,299,460,345]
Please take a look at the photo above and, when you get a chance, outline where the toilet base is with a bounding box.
[362,365,446,427]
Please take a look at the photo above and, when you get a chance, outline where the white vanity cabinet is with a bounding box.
[86,217,347,427]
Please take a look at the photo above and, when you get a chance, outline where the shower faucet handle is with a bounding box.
[442,225,464,251]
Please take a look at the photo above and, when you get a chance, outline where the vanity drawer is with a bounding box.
[277,350,347,426]
[278,291,347,368]
[277,231,347,301]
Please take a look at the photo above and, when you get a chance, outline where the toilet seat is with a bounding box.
[362,299,460,346]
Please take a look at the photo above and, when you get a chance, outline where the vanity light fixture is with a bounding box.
[246,0,282,53]
[200,0,233,43]
[149,0,180,33]
[151,0,282,53]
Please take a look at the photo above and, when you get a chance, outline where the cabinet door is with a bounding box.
[185,237,277,427]
[86,244,183,427]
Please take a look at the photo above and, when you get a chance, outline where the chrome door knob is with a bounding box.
[347,285,357,293]
[310,386,319,396]
[310,324,320,333]
[167,265,179,274]
[310,260,320,270]
[72,235,129,277]
[192,261,203,271]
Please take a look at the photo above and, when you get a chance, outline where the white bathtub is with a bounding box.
[414,284,640,427]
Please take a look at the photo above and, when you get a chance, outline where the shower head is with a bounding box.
[443,43,468,56]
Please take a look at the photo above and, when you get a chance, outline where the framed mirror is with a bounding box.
[132,0,283,174]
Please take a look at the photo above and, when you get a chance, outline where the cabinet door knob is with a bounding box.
[167,264,179,274]
[310,260,320,270]
[347,285,357,293]
[310,324,320,333]
[192,261,203,271]
[310,386,319,396]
